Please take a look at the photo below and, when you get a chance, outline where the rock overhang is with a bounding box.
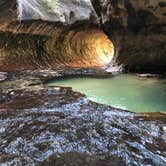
[0,0,165,72]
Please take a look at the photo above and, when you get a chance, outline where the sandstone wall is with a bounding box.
[92,0,166,72]
[0,0,165,72]
[0,21,114,71]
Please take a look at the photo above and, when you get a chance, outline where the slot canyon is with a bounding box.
[0,0,166,165]
[0,0,165,72]
[0,22,114,71]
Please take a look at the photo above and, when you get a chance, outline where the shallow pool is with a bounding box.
[47,74,166,112]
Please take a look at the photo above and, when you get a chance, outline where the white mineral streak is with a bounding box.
[17,0,98,24]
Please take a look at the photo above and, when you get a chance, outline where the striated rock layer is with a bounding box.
[0,21,114,71]
[0,0,165,72]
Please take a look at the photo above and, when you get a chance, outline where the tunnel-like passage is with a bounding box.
[0,23,114,71]
[45,28,114,68]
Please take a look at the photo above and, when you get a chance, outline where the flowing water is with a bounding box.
[47,74,166,112]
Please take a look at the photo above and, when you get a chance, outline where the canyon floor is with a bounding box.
[0,68,166,165]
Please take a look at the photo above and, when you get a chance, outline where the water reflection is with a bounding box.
[47,74,166,112]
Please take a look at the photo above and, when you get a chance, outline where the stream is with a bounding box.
[47,74,166,113]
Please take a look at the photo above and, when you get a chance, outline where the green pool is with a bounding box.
[47,74,166,112]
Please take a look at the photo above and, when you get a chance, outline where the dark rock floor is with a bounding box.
[0,68,166,166]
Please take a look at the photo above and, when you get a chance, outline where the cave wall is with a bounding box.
[0,0,114,71]
[91,0,166,72]
[0,21,114,71]
[0,0,165,72]
[0,0,98,28]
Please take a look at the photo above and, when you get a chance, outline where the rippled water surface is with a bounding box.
[47,74,166,112]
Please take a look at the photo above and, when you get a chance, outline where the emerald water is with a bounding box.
[47,74,166,112]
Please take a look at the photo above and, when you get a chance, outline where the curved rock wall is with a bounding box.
[0,0,165,72]
[92,0,166,72]
[0,21,114,71]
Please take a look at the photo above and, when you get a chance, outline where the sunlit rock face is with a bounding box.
[0,0,165,72]
[91,0,166,72]
[0,0,115,71]
[17,0,98,24]
[0,21,114,71]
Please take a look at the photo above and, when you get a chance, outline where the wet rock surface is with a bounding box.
[0,68,166,166]
[0,0,166,73]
